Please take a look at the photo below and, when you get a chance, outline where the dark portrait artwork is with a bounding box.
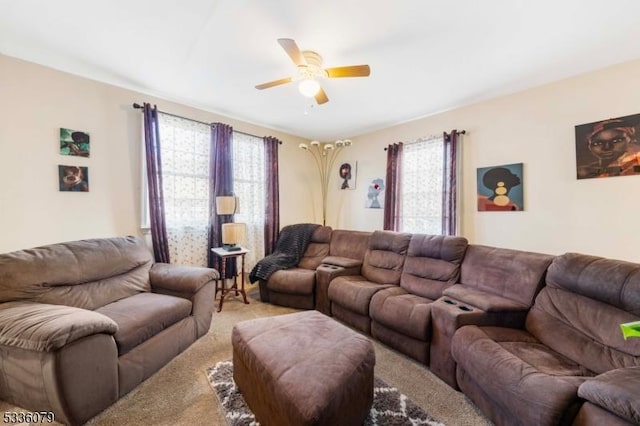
[60,128,90,157]
[338,161,356,190]
[59,165,89,192]
[477,163,523,211]
[340,163,351,189]
[575,113,640,179]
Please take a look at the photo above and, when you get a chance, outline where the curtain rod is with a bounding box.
[383,130,466,150]
[132,102,278,141]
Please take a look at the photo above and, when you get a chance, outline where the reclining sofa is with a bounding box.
[257,226,640,426]
[0,236,218,425]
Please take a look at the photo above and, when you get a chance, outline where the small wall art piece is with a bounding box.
[60,128,90,157]
[338,161,357,190]
[365,177,385,208]
[575,113,640,179]
[59,165,89,192]
[477,163,523,211]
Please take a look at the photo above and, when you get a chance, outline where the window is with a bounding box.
[400,137,444,234]
[141,114,268,269]
[232,132,265,272]
[157,113,211,266]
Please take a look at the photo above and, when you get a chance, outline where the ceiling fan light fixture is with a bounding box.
[298,78,321,97]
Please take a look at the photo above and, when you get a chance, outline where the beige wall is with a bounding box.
[0,54,313,253]
[330,59,640,262]
[3,53,639,263]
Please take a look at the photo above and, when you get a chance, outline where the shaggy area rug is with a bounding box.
[207,360,444,426]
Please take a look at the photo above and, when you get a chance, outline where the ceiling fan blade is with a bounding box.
[325,65,371,78]
[277,38,307,66]
[255,77,293,90]
[315,87,329,105]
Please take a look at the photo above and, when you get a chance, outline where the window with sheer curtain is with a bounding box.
[400,137,444,234]
[157,113,211,266]
[232,132,265,273]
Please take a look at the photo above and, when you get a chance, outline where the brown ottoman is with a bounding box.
[232,311,375,426]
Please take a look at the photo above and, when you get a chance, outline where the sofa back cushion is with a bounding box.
[527,253,640,373]
[328,229,370,261]
[459,245,553,306]
[361,231,411,285]
[0,236,153,309]
[297,226,332,270]
[400,234,468,300]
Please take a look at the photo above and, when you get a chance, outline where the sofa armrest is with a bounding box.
[315,263,362,315]
[0,301,117,352]
[443,284,530,312]
[150,263,218,338]
[322,256,363,269]
[150,263,219,295]
[578,367,640,424]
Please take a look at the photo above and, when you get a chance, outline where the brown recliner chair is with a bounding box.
[258,226,332,309]
[369,234,468,364]
[451,253,640,426]
[328,230,411,334]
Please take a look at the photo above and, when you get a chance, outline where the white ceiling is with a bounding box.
[2,0,640,141]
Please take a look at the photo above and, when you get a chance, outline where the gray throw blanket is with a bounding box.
[249,223,320,283]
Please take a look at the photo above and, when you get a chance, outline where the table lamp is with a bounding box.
[215,196,246,252]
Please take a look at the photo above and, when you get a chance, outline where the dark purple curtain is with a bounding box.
[264,136,281,255]
[208,123,235,275]
[442,130,459,235]
[143,103,170,263]
[383,143,403,231]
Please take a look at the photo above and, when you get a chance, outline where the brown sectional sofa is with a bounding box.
[257,226,640,426]
[452,252,640,426]
[0,236,218,425]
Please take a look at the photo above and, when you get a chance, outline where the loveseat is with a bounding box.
[256,226,640,425]
[0,236,218,425]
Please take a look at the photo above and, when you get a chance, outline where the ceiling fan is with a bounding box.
[255,38,371,105]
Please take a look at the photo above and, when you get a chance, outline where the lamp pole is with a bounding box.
[299,139,352,226]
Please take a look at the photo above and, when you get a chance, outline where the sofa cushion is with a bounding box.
[96,293,192,355]
[547,252,640,315]
[527,286,640,375]
[329,276,393,316]
[400,234,468,300]
[370,287,433,341]
[361,231,411,285]
[0,301,117,352]
[452,325,591,425]
[459,245,553,307]
[266,268,315,295]
[297,226,332,270]
[578,367,640,424]
[0,236,153,305]
[328,230,370,261]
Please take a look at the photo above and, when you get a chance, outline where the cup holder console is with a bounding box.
[442,298,473,312]
[321,264,340,270]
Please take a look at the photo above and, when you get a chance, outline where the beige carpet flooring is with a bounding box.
[0,283,491,426]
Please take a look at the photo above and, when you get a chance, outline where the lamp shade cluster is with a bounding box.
[298,139,353,225]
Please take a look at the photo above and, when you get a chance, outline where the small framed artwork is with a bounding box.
[60,128,90,157]
[338,161,357,190]
[365,177,385,208]
[575,113,640,179]
[59,165,89,192]
[477,163,523,211]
